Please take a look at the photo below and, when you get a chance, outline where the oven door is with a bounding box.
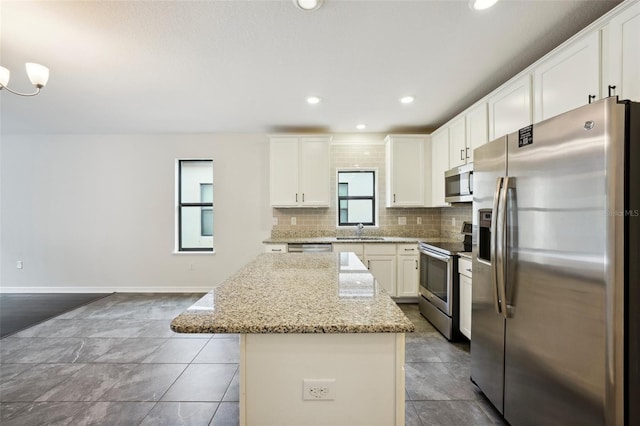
[419,248,453,315]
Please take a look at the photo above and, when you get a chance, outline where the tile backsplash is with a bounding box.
[270,136,471,240]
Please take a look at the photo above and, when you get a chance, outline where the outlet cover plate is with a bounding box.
[303,378,336,401]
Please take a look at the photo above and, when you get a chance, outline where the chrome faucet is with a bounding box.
[356,223,364,237]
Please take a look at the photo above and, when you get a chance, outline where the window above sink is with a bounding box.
[337,170,377,227]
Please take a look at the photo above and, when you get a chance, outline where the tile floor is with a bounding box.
[0,293,505,425]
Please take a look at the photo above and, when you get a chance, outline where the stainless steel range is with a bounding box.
[418,239,467,341]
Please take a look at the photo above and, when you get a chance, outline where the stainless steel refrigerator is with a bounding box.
[471,97,639,425]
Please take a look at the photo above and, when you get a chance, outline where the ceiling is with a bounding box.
[0,0,621,135]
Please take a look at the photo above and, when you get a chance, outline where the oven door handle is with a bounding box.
[418,249,451,262]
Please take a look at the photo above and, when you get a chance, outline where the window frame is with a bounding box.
[337,169,377,227]
[177,159,214,252]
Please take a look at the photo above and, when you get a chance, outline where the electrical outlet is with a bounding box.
[272,217,278,226]
[291,217,297,225]
[417,217,422,225]
[452,217,456,227]
[303,379,336,401]
[188,263,195,270]
[16,260,23,269]
[398,217,406,225]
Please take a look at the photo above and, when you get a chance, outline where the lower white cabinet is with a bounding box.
[396,244,419,298]
[366,256,396,296]
[332,243,364,261]
[458,257,472,340]
[333,243,418,298]
[364,244,396,296]
[264,244,287,253]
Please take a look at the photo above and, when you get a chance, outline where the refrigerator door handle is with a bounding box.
[491,177,504,315]
[497,176,512,319]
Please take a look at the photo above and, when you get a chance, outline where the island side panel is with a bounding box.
[240,332,405,426]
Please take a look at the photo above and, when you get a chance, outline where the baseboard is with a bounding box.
[0,286,213,293]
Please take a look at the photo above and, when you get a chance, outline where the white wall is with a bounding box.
[0,133,272,292]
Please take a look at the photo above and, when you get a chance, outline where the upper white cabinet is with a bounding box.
[465,102,489,163]
[488,74,532,140]
[448,117,467,168]
[270,136,330,207]
[385,135,426,207]
[534,31,600,122]
[430,129,450,207]
[602,1,640,102]
[447,102,489,168]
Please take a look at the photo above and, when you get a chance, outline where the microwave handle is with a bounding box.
[468,171,473,195]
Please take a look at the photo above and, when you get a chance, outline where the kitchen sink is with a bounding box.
[335,236,385,241]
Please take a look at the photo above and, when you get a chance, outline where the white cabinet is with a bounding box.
[534,31,600,122]
[334,243,396,296]
[364,244,397,296]
[430,129,450,207]
[269,136,330,207]
[396,244,419,298]
[458,257,472,340]
[332,243,364,262]
[264,244,287,253]
[333,242,421,298]
[448,117,467,168]
[603,1,640,102]
[489,74,532,140]
[385,135,425,207]
[465,102,489,163]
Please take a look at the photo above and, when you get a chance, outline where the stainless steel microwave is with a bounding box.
[444,163,473,203]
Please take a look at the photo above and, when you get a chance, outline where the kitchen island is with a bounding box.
[171,252,414,426]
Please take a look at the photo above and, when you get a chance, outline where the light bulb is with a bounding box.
[25,62,49,88]
[0,66,10,88]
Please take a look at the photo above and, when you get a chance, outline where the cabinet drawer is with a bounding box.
[332,243,364,257]
[459,257,472,278]
[397,244,418,255]
[265,244,287,253]
[364,243,396,256]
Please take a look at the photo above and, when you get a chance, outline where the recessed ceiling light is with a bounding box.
[356,124,367,130]
[400,96,415,104]
[470,0,498,10]
[306,96,321,105]
[294,0,323,11]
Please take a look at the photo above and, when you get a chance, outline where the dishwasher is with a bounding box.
[287,243,332,253]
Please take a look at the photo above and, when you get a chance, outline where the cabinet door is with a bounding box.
[386,136,425,207]
[489,74,532,140]
[459,274,472,339]
[366,256,396,296]
[534,31,600,122]
[299,138,330,207]
[466,102,488,163]
[448,117,467,168]
[333,243,364,262]
[270,138,299,207]
[397,255,419,297]
[430,130,450,207]
[603,2,640,102]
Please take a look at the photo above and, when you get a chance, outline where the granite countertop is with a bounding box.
[171,252,415,334]
[264,236,426,244]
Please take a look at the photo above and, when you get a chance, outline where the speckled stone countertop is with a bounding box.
[171,252,415,334]
[264,236,426,244]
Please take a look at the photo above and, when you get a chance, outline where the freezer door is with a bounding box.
[502,100,619,425]
[471,136,507,414]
